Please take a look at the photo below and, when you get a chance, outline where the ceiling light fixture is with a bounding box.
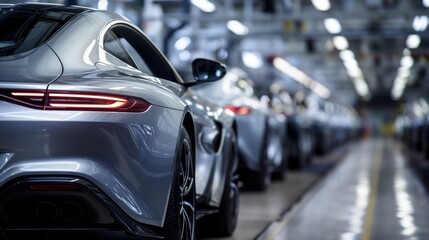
[406,34,421,49]
[97,0,108,10]
[339,50,355,61]
[400,55,414,68]
[178,50,191,61]
[397,67,411,78]
[413,16,429,31]
[391,49,414,100]
[403,48,411,56]
[273,57,330,99]
[353,78,370,97]
[333,36,349,50]
[324,18,342,34]
[174,36,191,50]
[346,67,363,79]
[311,0,331,11]
[338,50,370,99]
[191,0,216,13]
[227,20,249,36]
[242,51,263,69]
[343,58,359,70]
[423,0,429,7]
[391,76,407,100]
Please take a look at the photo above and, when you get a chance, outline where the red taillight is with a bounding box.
[3,91,151,112]
[10,91,46,108]
[47,93,129,110]
[224,105,251,115]
[11,92,45,97]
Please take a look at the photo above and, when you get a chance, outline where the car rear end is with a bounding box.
[0,4,181,239]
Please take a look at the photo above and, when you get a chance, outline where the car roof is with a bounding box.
[0,3,93,14]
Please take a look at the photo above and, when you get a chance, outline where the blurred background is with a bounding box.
[3,0,429,137]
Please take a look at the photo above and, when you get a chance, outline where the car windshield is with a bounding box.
[0,9,75,56]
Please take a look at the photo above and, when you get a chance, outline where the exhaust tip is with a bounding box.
[60,201,84,222]
[36,201,58,221]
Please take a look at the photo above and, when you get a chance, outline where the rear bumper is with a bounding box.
[0,176,163,239]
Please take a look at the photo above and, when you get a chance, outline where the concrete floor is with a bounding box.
[202,139,351,240]
[258,138,429,240]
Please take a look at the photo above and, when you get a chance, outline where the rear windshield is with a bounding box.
[0,9,76,56]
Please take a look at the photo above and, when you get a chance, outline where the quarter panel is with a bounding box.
[0,102,183,227]
[0,44,62,83]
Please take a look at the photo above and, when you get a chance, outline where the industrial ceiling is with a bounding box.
[151,0,429,108]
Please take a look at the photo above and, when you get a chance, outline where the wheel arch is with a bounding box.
[231,120,239,171]
[182,111,196,157]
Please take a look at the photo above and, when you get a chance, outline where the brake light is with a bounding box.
[10,91,46,108]
[11,92,45,97]
[224,105,251,115]
[48,93,128,109]
[3,91,151,112]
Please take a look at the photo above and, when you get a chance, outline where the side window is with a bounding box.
[103,29,153,75]
[102,24,181,83]
[0,11,74,56]
[103,30,137,68]
[119,38,152,74]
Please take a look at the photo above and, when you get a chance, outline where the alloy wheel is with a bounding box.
[179,139,195,239]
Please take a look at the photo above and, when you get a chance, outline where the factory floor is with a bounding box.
[205,138,429,240]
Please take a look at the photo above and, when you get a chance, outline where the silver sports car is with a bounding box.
[192,67,287,191]
[0,3,237,240]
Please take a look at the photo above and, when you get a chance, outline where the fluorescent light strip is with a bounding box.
[333,36,349,51]
[191,0,216,13]
[406,34,421,49]
[311,0,331,11]
[391,49,415,99]
[338,50,370,98]
[273,57,330,99]
[324,18,342,34]
[242,51,263,69]
[413,16,429,31]
[227,20,249,36]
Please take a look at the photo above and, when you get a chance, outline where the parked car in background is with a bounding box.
[271,86,361,170]
[396,98,429,157]
[0,3,238,239]
[271,89,314,169]
[192,67,287,190]
[259,94,288,180]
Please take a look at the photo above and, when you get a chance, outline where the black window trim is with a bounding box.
[100,21,184,84]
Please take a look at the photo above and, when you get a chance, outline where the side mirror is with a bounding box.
[192,58,227,82]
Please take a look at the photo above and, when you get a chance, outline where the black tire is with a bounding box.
[288,132,306,170]
[198,131,239,237]
[272,135,288,180]
[272,156,287,180]
[163,127,196,240]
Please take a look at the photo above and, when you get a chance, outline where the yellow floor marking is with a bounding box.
[361,140,384,240]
